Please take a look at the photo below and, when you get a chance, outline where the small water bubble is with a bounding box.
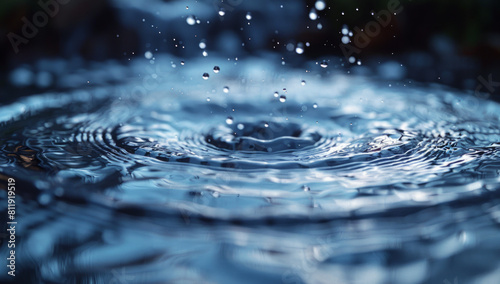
[301,80,306,86]
[219,9,225,16]
[223,86,230,93]
[349,56,356,63]
[186,15,196,25]
[237,123,245,130]
[320,61,328,68]
[273,92,279,98]
[202,73,210,80]
[317,23,323,30]
[226,116,234,125]
[313,103,318,108]
[279,95,287,102]
[341,36,350,44]
[180,61,185,65]
[302,185,311,191]
[213,66,220,73]
[246,12,252,20]
[144,51,153,59]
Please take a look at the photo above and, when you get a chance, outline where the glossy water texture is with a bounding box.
[1,57,500,284]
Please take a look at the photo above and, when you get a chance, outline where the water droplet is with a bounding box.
[301,80,306,86]
[295,42,305,54]
[180,61,185,65]
[219,9,225,16]
[273,92,279,98]
[315,0,326,11]
[226,116,233,125]
[246,12,252,20]
[309,9,318,20]
[302,185,311,192]
[144,51,153,59]
[279,95,287,103]
[317,23,323,30]
[206,97,211,102]
[264,122,269,127]
[202,73,210,80]
[349,56,356,63]
[320,61,328,68]
[237,123,245,130]
[223,86,230,93]
[342,36,350,44]
[342,25,349,35]
[213,66,220,73]
[199,41,206,49]
[186,15,196,25]
[313,103,318,108]
[357,60,362,65]
[202,51,208,57]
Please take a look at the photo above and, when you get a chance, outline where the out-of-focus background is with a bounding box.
[1,0,500,101]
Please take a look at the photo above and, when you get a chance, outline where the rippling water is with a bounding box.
[1,56,500,283]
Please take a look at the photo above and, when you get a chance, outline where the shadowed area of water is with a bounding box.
[1,56,500,283]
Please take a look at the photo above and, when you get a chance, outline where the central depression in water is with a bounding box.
[1,57,500,283]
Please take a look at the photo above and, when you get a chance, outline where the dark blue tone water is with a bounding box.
[1,55,500,283]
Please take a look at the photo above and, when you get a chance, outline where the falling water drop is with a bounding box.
[144,51,153,59]
[186,15,196,25]
[313,103,318,108]
[237,123,245,130]
[213,66,220,73]
[264,122,269,127]
[246,12,252,20]
[315,0,326,11]
[273,92,279,98]
[309,9,318,20]
[302,185,311,192]
[223,86,230,93]
[295,42,305,54]
[301,80,306,86]
[226,116,233,125]
[320,61,328,68]
[202,73,210,80]
[219,9,226,16]
[279,95,287,102]
[180,61,185,65]
[199,41,207,49]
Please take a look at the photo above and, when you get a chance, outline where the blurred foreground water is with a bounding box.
[1,54,500,283]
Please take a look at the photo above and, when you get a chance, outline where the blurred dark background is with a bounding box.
[1,0,500,100]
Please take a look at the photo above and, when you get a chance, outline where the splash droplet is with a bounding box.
[223,86,230,93]
[279,95,287,103]
[202,73,210,80]
[226,116,233,125]
[301,80,306,86]
[213,66,220,73]
[246,12,252,20]
[320,61,328,68]
[186,15,196,25]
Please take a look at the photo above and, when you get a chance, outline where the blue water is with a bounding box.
[1,55,500,283]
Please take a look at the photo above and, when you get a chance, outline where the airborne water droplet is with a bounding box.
[226,116,233,125]
[279,95,287,103]
[309,9,318,20]
[180,61,185,65]
[301,80,306,86]
[246,12,252,20]
[315,0,326,11]
[320,61,328,68]
[202,73,210,80]
[264,122,269,127]
[186,15,196,26]
[237,123,244,130]
[274,92,279,98]
[213,66,220,73]
[223,86,230,93]
[219,9,225,16]
[144,51,153,59]
[302,185,311,192]
[313,103,318,108]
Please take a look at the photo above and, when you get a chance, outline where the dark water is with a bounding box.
[1,56,500,283]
